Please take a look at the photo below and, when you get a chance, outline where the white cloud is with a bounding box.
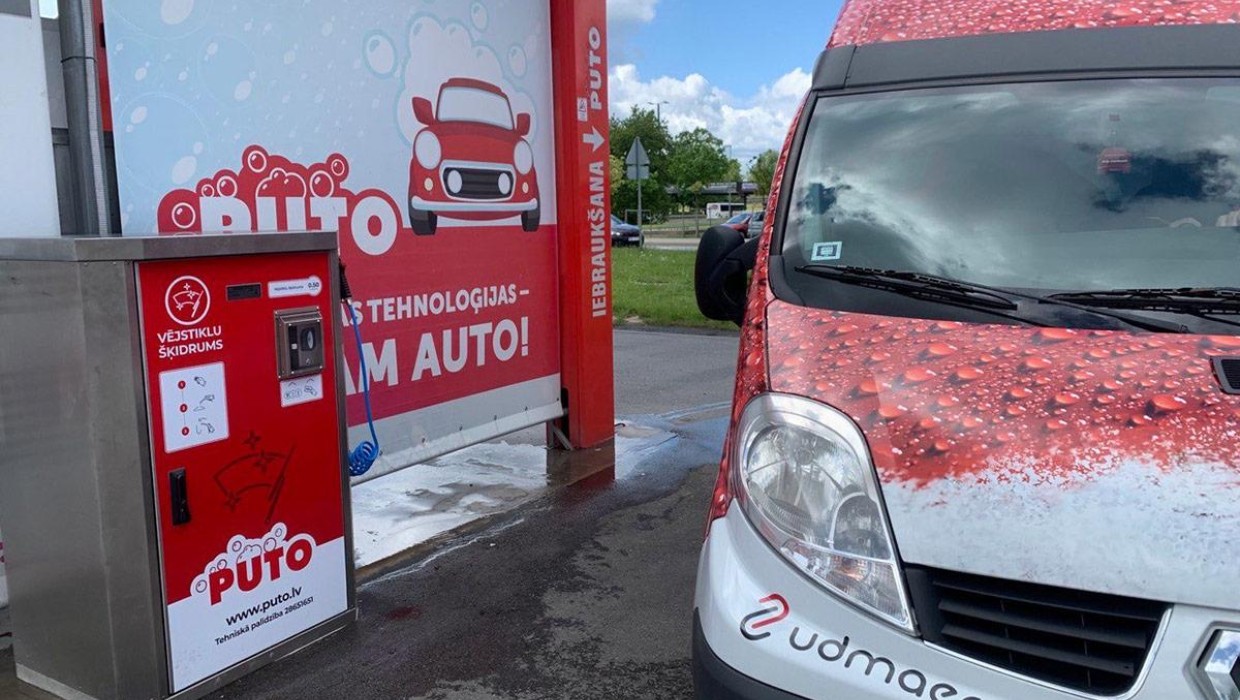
[609,64,811,166]
[607,0,659,24]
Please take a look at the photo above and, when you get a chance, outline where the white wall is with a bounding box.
[0,0,61,237]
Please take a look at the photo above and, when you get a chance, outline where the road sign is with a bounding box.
[625,137,650,224]
[625,137,650,180]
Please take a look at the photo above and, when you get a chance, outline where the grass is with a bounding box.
[612,247,737,331]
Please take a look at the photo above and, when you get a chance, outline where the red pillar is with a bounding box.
[549,0,615,449]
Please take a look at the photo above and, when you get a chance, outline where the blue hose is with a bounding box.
[346,301,380,477]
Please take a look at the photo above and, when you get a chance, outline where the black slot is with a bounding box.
[169,469,191,526]
[226,283,262,301]
[1214,358,1240,395]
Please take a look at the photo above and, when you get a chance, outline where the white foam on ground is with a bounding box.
[885,457,1240,609]
[350,441,551,568]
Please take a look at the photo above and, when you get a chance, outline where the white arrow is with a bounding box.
[582,126,604,152]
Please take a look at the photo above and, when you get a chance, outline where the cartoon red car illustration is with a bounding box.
[407,78,540,235]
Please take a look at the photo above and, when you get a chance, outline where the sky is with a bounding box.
[608,0,846,167]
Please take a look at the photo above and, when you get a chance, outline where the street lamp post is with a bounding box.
[647,100,669,124]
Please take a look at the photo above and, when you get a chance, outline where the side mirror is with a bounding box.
[515,113,532,136]
[413,97,436,125]
[696,225,759,325]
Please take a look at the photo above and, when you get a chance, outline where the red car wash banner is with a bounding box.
[100,0,574,474]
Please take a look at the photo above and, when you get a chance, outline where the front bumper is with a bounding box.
[410,196,538,213]
[694,612,806,700]
[696,502,1238,700]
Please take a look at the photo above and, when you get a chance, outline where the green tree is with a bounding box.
[610,107,674,221]
[749,149,780,198]
[610,107,671,175]
[612,153,629,185]
[665,127,733,198]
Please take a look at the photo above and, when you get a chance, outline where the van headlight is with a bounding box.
[734,393,915,632]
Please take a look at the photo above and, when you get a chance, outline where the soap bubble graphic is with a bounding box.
[363,32,396,77]
[470,2,489,31]
[171,156,196,185]
[508,46,527,78]
[160,0,193,26]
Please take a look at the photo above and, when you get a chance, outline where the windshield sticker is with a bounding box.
[811,242,843,262]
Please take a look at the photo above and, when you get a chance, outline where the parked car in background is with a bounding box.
[746,210,766,238]
[707,202,748,220]
[611,214,643,247]
[721,212,753,236]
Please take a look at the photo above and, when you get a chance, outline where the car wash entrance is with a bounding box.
[95,0,614,475]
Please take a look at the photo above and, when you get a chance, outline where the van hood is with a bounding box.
[764,300,1240,609]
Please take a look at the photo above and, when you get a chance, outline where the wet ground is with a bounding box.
[0,329,740,700]
[212,410,727,700]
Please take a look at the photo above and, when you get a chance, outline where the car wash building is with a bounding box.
[0,0,614,697]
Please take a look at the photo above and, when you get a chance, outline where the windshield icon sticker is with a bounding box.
[811,241,843,262]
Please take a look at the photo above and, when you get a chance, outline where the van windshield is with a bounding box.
[783,79,1240,301]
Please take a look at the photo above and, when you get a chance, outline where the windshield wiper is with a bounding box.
[1049,287,1240,315]
[796,265,1186,333]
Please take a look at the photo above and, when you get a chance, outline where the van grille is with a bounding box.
[1215,358,1240,395]
[906,567,1166,695]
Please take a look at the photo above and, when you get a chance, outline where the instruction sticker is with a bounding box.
[811,242,843,262]
[269,276,324,299]
[281,374,325,408]
[159,362,230,452]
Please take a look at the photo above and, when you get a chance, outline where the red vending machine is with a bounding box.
[0,232,355,700]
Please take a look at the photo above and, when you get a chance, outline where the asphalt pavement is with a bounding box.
[0,328,741,700]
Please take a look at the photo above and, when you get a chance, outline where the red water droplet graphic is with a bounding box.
[937,395,961,409]
[1006,387,1033,400]
[1022,357,1052,372]
[954,367,984,382]
[1053,392,1081,407]
[959,416,985,431]
[1037,328,1078,343]
[878,404,907,420]
[1149,394,1188,414]
[1044,419,1069,432]
[857,379,881,397]
[763,300,1240,488]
